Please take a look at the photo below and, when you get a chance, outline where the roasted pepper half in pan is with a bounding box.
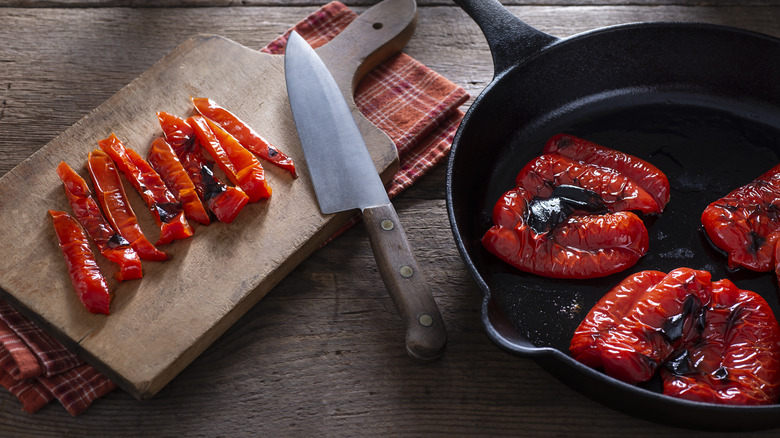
[482,135,667,279]
[570,268,780,405]
[544,134,670,212]
[701,163,780,282]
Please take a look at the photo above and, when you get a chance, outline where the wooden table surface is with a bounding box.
[2,0,780,436]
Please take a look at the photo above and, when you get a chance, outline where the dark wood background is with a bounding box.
[2,0,780,435]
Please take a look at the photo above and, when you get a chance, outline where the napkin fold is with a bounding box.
[0,1,468,415]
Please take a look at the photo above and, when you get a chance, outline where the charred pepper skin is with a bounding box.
[87,149,169,261]
[49,210,111,315]
[571,268,780,405]
[544,134,670,212]
[191,97,297,178]
[147,137,211,226]
[482,186,649,279]
[157,111,249,224]
[482,135,666,279]
[701,163,780,276]
[56,162,142,281]
[98,134,194,246]
[516,154,661,215]
[188,115,272,203]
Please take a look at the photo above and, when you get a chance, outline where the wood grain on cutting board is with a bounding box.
[0,0,416,400]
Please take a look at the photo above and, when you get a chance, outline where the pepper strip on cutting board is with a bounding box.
[56,161,142,281]
[87,149,169,261]
[157,111,249,224]
[192,97,297,178]
[571,268,780,405]
[49,210,111,315]
[147,137,211,226]
[188,115,272,203]
[99,133,193,245]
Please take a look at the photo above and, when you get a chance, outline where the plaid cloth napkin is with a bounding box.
[0,1,468,416]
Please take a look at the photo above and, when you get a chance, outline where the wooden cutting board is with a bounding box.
[0,0,416,400]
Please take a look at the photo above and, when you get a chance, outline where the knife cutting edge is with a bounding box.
[284,30,447,361]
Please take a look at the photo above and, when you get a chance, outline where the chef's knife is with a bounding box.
[284,31,447,361]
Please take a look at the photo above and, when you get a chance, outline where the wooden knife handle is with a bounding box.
[362,203,447,361]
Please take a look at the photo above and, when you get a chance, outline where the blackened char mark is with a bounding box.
[526,184,608,234]
[200,164,226,202]
[155,202,183,224]
[665,349,693,376]
[107,232,130,248]
[661,294,704,343]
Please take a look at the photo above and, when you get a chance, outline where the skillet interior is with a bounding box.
[447,22,780,430]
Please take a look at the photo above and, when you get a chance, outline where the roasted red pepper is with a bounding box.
[544,134,670,212]
[482,136,665,279]
[49,210,111,315]
[157,111,249,224]
[99,134,193,245]
[87,149,169,261]
[147,137,211,226]
[701,163,780,278]
[571,268,780,405]
[482,186,650,278]
[56,162,142,281]
[191,97,297,178]
[516,154,661,215]
[188,115,272,202]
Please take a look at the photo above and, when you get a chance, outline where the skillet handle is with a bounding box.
[452,0,558,75]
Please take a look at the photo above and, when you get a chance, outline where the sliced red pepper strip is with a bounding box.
[191,97,297,178]
[701,163,780,272]
[188,115,272,202]
[516,154,661,215]
[87,149,168,261]
[544,134,670,212]
[157,111,249,224]
[49,210,111,315]
[482,186,649,279]
[99,133,193,246]
[56,162,142,281]
[147,137,211,226]
[571,268,780,405]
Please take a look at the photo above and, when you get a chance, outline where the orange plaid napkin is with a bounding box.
[0,1,467,416]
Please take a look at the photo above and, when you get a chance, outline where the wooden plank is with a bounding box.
[2,4,778,177]
[0,0,417,399]
[3,0,780,8]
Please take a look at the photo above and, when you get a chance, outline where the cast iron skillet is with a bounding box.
[446,0,780,431]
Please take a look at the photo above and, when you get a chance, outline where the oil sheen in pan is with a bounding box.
[479,91,780,353]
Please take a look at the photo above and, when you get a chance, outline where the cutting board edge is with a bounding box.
[133,208,368,399]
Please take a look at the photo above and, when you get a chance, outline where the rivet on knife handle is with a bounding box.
[363,203,447,361]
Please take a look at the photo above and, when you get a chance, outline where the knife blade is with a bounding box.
[284,30,447,361]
